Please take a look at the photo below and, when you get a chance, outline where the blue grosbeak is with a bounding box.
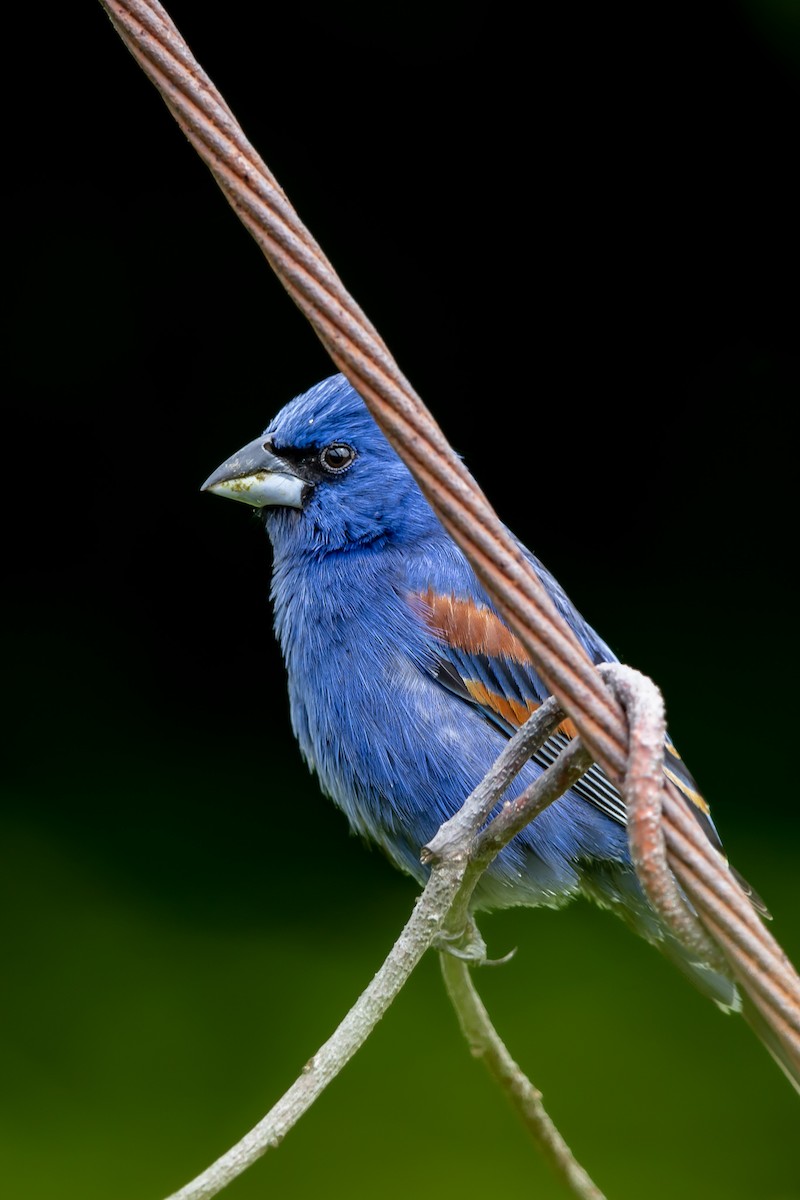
[202,372,796,1088]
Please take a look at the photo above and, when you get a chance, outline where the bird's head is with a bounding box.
[201,374,441,552]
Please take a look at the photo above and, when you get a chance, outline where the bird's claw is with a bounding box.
[432,922,517,967]
[433,928,487,962]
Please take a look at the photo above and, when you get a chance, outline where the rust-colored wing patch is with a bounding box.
[420,588,530,663]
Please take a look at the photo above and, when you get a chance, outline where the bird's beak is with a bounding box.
[201,435,306,509]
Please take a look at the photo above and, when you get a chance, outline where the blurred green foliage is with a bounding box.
[1,632,798,1200]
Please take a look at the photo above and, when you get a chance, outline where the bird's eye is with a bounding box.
[319,442,356,474]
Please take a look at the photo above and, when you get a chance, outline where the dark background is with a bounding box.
[3,3,799,1198]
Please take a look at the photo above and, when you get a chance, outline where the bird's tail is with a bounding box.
[740,995,800,1095]
[584,865,800,1092]
[643,893,800,1093]
[664,940,800,1093]
[633,897,800,1092]
[583,864,741,1011]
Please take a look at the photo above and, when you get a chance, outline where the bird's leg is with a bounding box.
[433,915,516,966]
[433,918,486,962]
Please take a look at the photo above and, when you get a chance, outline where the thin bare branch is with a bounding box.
[422,695,564,862]
[162,705,599,1200]
[440,953,608,1200]
[440,738,595,941]
[163,858,455,1199]
[473,738,594,869]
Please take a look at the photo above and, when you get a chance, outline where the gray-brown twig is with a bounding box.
[163,706,605,1200]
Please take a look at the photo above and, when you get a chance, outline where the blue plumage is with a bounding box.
[202,372,795,1085]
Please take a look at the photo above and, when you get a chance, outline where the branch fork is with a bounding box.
[163,665,668,1200]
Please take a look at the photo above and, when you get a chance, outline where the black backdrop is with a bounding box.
[8,0,798,830]
[3,4,799,1199]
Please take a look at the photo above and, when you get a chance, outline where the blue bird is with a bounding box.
[202,372,797,1088]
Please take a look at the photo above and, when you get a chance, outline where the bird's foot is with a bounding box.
[433,924,487,961]
[433,918,516,967]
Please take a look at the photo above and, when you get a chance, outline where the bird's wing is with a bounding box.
[410,586,769,914]
[410,586,627,825]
